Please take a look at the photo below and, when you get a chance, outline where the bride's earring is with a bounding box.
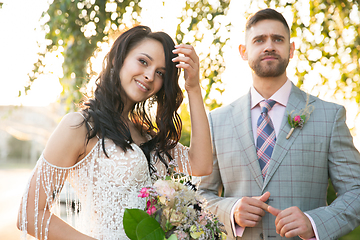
[110,68,115,82]
[148,95,157,111]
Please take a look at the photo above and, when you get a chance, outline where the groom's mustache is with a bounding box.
[260,53,280,60]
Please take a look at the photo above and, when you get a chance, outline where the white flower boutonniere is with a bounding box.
[286,94,315,139]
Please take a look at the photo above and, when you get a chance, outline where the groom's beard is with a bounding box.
[249,53,289,77]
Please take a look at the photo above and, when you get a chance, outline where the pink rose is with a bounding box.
[154,180,175,198]
[138,187,149,198]
[146,206,156,215]
[146,199,157,208]
[294,115,301,123]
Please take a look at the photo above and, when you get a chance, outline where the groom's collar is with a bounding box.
[250,79,292,109]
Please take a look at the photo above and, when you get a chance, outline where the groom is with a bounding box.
[197,8,360,240]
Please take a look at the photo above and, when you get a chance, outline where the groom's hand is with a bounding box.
[234,191,270,228]
[268,206,315,239]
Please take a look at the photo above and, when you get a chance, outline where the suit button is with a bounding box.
[260,233,263,239]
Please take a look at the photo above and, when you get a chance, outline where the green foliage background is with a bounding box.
[27,0,360,238]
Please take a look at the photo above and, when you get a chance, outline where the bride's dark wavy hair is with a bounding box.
[80,25,183,175]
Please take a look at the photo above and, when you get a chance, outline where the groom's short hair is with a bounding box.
[245,8,290,38]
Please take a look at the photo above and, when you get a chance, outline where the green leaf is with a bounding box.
[165,220,175,232]
[136,217,166,240]
[123,208,151,240]
[167,234,178,240]
[300,115,306,122]
[287,114,293,127]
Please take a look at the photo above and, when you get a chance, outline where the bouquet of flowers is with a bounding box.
[123,160,227,240]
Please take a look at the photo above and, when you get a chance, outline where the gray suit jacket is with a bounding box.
[197,84,360,240]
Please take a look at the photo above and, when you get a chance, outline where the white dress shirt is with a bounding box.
[250,79,291,142]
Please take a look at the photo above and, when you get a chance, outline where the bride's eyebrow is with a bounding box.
[140,53,166,70]
[141,53,153,61]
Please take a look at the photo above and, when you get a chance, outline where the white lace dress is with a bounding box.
[18,138,191,240]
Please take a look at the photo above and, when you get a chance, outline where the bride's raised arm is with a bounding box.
[172,44,213,177]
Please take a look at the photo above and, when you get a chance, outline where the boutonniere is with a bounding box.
[286,94,315,139]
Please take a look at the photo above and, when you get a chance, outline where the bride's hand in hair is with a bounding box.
[172,44,212,176]
[172,44,200,93]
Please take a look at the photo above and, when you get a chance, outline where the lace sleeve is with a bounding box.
[152,142,191,178]
[169,142,192,176]
[19,154,75,240]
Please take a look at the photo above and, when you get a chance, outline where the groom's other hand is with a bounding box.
[268,205,315,239]
[234,191,270,228]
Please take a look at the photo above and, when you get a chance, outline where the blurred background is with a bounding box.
[0,0,359,239]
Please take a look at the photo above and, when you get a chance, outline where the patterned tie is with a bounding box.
[256,99,276,179]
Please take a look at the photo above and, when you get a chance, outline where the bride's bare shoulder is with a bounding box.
[43,112,88,167]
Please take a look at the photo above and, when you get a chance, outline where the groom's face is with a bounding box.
[241,19,294,78]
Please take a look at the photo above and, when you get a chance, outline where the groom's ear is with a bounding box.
[289,41,295,59]
[239,44,248,60]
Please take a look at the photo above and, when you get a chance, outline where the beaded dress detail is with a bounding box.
[19,137,191,240]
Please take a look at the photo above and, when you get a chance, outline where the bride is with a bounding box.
[17,25,212,240]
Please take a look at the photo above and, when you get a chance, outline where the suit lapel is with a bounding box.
[231,92,264,188]
[263,84,315,189]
